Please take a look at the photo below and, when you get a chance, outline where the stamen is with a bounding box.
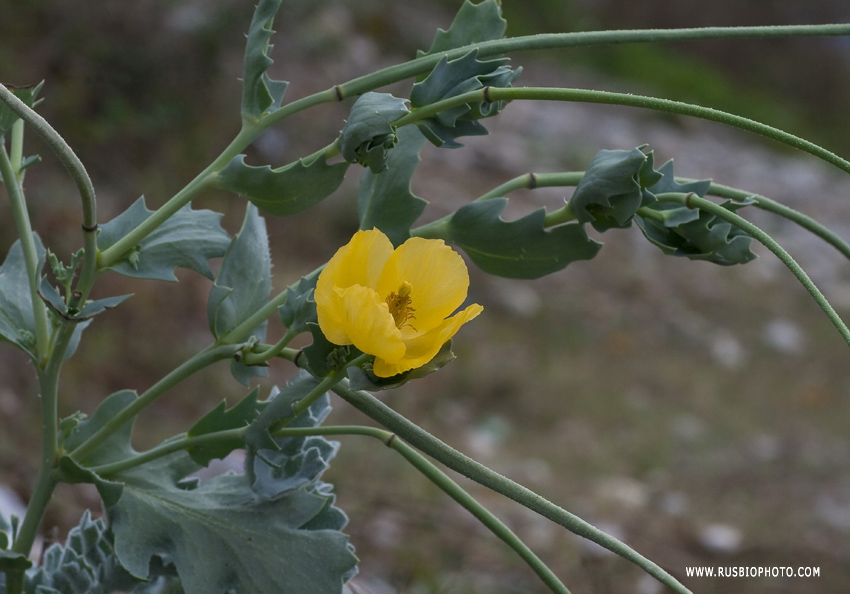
[386,281,416,328]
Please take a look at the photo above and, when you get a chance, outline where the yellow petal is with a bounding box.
[315,283,353,346]
[316,229,394,344]
[317,229,393,298]
[376,237,470,335]
[373,303,483,377]
[333,284,406,363]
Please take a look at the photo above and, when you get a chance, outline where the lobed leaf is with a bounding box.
[244,371,321,454]
[207,204,271,341]
[340,92,409,173]
[59,390,140,506]
[635,198,758,265]
[186,387,264,467]
[357,125,428,247]
[97,196,230,281]
[410,50,520,148]
[24,510,137,594]
[278,272,319,335]
[418,0,507,58]
[111,462,356,594]
[247,379,339,500]
[446,198,602,279]
[241,0,288,122]
[214,154,349,217]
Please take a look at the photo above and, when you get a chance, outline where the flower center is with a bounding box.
[385,281,416,329]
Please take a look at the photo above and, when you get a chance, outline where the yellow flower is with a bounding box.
[316,228,483,377]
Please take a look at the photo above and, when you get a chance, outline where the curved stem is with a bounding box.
[287,426,571,594]
[0,83,98,302]
[0,145,50,364]
[701,181,850,262]
[331,380,691,594]
[335,24,850,100]
[0,83,96,229]
[69,344,242,463]
[241,328,297,366]
[395,86,850,176]
[93,422,571,594]
[679,195,850,348]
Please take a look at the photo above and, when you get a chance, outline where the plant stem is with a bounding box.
[241,327,297,366]
[413,171,583,238]
[395,86,850,177]
[0,145,50,365]
[91,427,248,477]
[98,125,255,268]
[282,426,571,594]
[92,421,571,594]
[10,119,24,175]
[0,83,98,301]
[269,353,371,435]
[678,195,850,348]
[336,24,850,99]
[69,344,241,463]
[331,380,691,594]
[9,319,79,570]
[702,181,850,262]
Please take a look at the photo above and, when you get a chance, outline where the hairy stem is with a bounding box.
[285,426,571,594]
[680,195,850,348]
[332,381,691,594]
[702,181,850,262]
[395,86,850,176]
[10,320,80,571]
[69,344,242,463]
[335,24,850,99]
[0,145,50,364]
[0,83,98,303]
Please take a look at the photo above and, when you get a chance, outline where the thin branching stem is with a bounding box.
[395,86,850,176]
[69,344,242,463]
[331,380,691,594]
[670,194,850,348]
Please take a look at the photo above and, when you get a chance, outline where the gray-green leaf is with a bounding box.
[241,0,288,122]
[410,50,520,148]
[340,92,409,173]
[207,204,271,341]
[214,154,348,217]
[418,0,507,58]
[111,471,357,594]
[447,198,602,279]
[97,196,230,281]
[24,510,137,594]
[636,198,758,265]
[569,147,658,232]
[357,125,428,247]
[0,235,45,359]
[186,388,263,467]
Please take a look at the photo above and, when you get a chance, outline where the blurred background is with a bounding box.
[2,0,850,592]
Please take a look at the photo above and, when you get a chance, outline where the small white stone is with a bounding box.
[699,523,743,554]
